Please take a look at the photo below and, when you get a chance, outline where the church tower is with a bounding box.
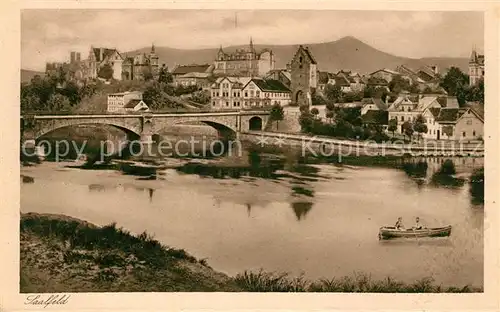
[149,43,159,77]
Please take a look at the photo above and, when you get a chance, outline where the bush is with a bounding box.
[439,159,456,175]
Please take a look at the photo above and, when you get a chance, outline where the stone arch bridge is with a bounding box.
[21,111,269,146]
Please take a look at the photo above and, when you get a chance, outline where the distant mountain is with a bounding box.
[21,69,44,83]
[125,36,469,75]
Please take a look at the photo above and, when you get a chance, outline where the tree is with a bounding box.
[269,103,285,131]
[402,121,414,141]
[299,111,314,133]
[324,84,342,103]
[440,67,469,106]
[21,94,41,112]
[158,65,173,84]
[98,64,114,80]
[388,118,398,137]
[413,114,428,142]
[325,102,335,112]
[310,107,320,118]
[389,75,411,94]
[46,94,71,112]
[142,67,154,81]
[325,111,334,123]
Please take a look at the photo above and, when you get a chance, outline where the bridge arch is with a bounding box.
[248,116,263,131]
[31,119,142,142]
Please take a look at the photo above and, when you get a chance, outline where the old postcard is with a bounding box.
[1,0,499,311]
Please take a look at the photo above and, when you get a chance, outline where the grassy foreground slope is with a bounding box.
[20,213,481,293]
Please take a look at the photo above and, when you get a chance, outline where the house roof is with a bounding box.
[92,48,121,62]
[172,64,211,75]
[362,110,389,125]
[108,91,143,96]
[295,45,317,65]
[362,97,387,110]
[415,96,438,111]
[435,108,469,123]
[178,72,211,79]
[124,99,145,108]
[249,78,291,92]
[370,68,400,76]
[466,102,484,120]
[428,107,441,118]
[333,76,350,86]
[366,76,388,86]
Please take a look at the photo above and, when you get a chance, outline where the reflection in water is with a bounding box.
[21,148,484,288]
[149,188,154,202]
[291,202,314,221]
[88,184,105,192]
[291,186,315,197]
[402,161,428,179]
[21,175,35,184]
[469,167,484,205]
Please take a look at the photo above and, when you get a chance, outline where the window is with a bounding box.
[401,116,404,122]
[245,92,248,97]
[463,131,466,137]
[256,90,260,97]
[250,90,254,97]
[467,119,472,125]
[226,102,229,107]
[473,130,476,136]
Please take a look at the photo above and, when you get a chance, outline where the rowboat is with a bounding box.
[378,225,452,240]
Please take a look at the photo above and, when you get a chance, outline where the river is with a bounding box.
[20,139,484,288]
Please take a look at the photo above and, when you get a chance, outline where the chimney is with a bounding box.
[99,48,104,61]
[385,96,389,105]
[286,63,291,71]
[76,52,81,62]
[70,52,76,64]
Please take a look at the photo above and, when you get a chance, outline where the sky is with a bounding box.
[21,10,484,71]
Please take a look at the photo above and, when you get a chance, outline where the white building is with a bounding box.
[210,77,291,110]
[107,91,145,112]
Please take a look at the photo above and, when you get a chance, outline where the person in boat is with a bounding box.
[395,217,405,230]
[413,217,425,230]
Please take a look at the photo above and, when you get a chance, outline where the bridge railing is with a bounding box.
[21,107,272,116]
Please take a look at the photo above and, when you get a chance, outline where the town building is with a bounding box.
[210,76,291,110]
[387,93,441,134]
[107,91,145,112]
[395,64,440,91]
[122,44,159,81]
[171,64,214,88]
[422,107,483,140]
[265,69,292,88]
[289,45,317,107]
[213,38,276,77]
[360,98,388,115]
[469,48,485,86]
[368,68,403,83]
[83,46,125,81]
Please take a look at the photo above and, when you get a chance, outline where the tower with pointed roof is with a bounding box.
[149,43,159,77]
[290,45,318,107]
[468,47,484,86]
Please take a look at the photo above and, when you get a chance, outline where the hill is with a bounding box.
[126,36,468,75]
[21,69,45,83]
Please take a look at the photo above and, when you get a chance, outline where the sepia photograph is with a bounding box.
[0,3,496,309]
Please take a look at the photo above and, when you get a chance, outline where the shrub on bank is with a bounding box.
[20,213,200,268]
[234,270,481,293]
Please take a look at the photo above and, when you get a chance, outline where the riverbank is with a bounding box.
[241,131,485,157]
[20,213,482,293]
